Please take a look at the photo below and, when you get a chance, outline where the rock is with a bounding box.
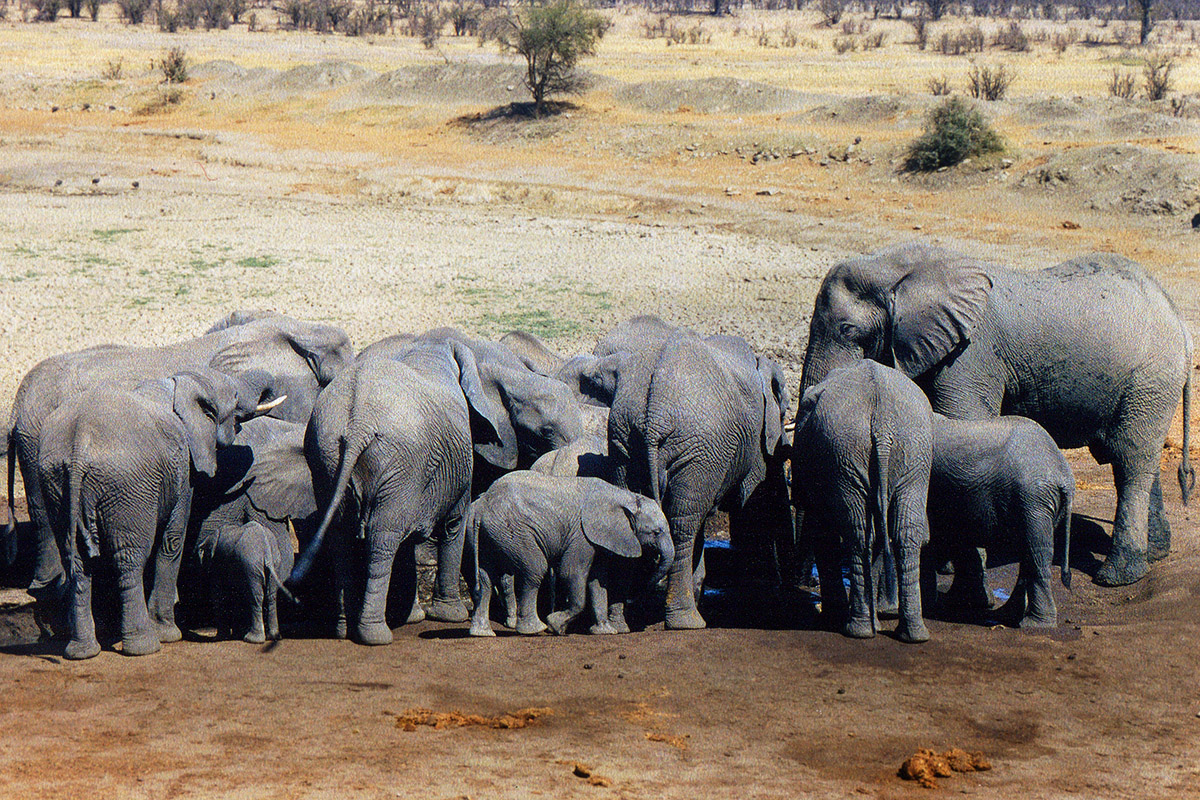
[756,188,779,196]
[1001,158,1014,168]
[1191,212,1199,229]
[132,181,139,189]
[724,187,741,196]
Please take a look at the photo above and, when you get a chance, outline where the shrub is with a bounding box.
[32,0,62,21]
[411,6,444,47]
[344,0,390,35]
[966,63,1014,100]
[927,74,952,95]
[101,57,124,79]
[862,30,886,48]
[1108,67,1136,99]
[992,21,1029,51]
[156,46,188,83]
[117,0,150,22]
[833,34,857,53]
[904,96,1003,171]
[781,22,798,47]
[85,0,100,20]
[818,0,846,27]
[909,13,928,50]
[1143,52,1174,101]
[491,0,606,115]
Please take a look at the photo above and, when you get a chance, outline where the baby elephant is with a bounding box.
[467,472,673,637]
[925,413,1074,628]
[199,521,291,643]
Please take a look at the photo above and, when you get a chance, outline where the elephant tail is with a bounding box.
[1180,344,1195,506]
[463,500,481,604]
[288,433,365,587]
[646,436,666,507]
[263,523,295,605]
[1059,482,1073,589]
[67,461,98,567]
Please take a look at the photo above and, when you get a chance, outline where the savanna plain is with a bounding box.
[0,3,1199,797]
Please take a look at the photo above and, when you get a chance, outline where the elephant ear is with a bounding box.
[756,356,790,456]
[245,426,318,523]
[889,260,993,378]
[283,325,352,386]
[451,342,518,470]
[173,373,219,478]
[581,493,643,559]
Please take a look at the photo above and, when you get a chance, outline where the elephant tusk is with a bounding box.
[255,395,287,414]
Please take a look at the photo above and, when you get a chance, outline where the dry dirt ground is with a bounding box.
[1,8,1199,799]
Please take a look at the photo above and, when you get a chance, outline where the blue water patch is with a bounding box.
[993,587,1010,603]
[703,539,733,550]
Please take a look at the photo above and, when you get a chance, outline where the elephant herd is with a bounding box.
[2,242,1193,658]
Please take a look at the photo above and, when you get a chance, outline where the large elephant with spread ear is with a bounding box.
[798,243,1194,587]
[36,368,284,659]
[4,312,353,626]
[288,341,513,645]
[605,319,791,630]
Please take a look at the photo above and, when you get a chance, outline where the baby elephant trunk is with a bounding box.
[649,530,675,588]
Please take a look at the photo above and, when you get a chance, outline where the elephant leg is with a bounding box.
[943,546,994,611]
[547,548,591,636]
[113,536,160,657]
[874,538,899,619]
[147,492,189,644]
[810,511,849,631]
[331,523,350,640]
[469,564,496,637]
[428,496,470,623]
[1147,475,1170,562]
[892,519,930,644]
[1096,456,1154,587]
[514,570,548,635]
[607,561,631,634]
[500,573,518,629]
[843,521,875,639]
[1016,503,1057,628]
[357,531,402,645]
[58,531,100,660]
[386,538,423,628]
[264,581,280,641]
[585,556,617,635]
[27,470,68,638]
[663,509,708,630]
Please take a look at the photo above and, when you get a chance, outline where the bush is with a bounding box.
[31,0,62,21]
[1108,67,1136,99]
[909,13,928,50]
[904,96,1003,171]
[491,0,606,115]
[862,30,886,49]
[927,74,952,95]
[344,0,390,36]
[833,34,857,53]
[966,63,1014,101]
[156,46,188,83]
[102,57,124,79]
[117,0,151,22]
[992,21,1029,51]
[411,6,444,47]
[1143,52,1174,101]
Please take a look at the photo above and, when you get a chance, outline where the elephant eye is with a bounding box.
[838,322,857,339]
[198,398,217,421]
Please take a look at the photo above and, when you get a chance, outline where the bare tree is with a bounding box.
[924,0,948,20]
[1130,0,1153,44]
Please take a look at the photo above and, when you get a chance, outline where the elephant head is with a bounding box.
[556,352,628,407]
[170,369,287,478]
[582,491,674,588]
[799,242,994,396]
[477,362,587,466]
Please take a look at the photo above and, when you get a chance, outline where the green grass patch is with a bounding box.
[92,228,140,242]
[128,296,151,307]
[12,244,37,258]
[480,309,581,339]
[235,255,281,269]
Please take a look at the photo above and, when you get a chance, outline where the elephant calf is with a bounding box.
[200,521,290,643]
[792,361,934,644]
[467,472,673,637]
[925,413,1074,628]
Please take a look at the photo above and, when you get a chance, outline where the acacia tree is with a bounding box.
[1131,0,1154,44]
[493,0,606,115]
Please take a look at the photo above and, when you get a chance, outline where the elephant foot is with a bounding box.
[516,616,548,635]
[427,598,469,623]
[842,616,875,639]
[875,598,899,620]
[664,607,707,630]
[589,621,618,635]
[943,579,995,611]
[504,615,518,630]
[355,621,394,646]
[1018,612,1057,629]
[121,631,162,657]
[1147,541,1170,563]
[64,637,101,660]
[1094,546,1149,587]
[608,615,631,635]
[469,618,496,637]
[405,605,426,625]
[546,611,576,635]
[894,618,931,644]
[156,622,182,644]
[243,629,267,645]
[334,617,348,640]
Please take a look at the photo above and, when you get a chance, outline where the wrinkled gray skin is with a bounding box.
[189,416,314,641]
[35,368,280,659]
[466,472,673,636]
[921,413,1074,629]
[799,243,1194,587]
[530,436,613,482]
[4,312,353,625]
[499,329,629,409]
[792,361,933,644]
[200,521,288,644]
[289,342,512,645]
[498,330,565,376]
[604,317,791,630]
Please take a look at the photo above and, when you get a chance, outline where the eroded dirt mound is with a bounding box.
[1016,144,1200,215]
[612,77,808,114]
[266,60,375,93]
[390,707,552,730]
[358,62,533,105]
[799,93,931,126]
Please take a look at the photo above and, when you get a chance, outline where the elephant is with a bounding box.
[35,368,284,659]
[529,436,613,481]
[198,521,289,644]
[4,312,353,627]
[185,415,315,635]
[798,242,1194,587]
[921,413,1074,629]
[604,318,792,630]
[466,472,673,636]
[288,341,513,645]
[792,360,933,644]
[498,329,628,408]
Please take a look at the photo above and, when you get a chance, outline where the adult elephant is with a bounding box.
[606,319,791,630]
[4,312,353,625]
[289,341,512,645]
[798,242,1194,586]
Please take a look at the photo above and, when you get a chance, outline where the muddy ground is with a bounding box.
[1,10,1199,799]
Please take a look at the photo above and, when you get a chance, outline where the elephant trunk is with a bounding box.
[649,530,674,588]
